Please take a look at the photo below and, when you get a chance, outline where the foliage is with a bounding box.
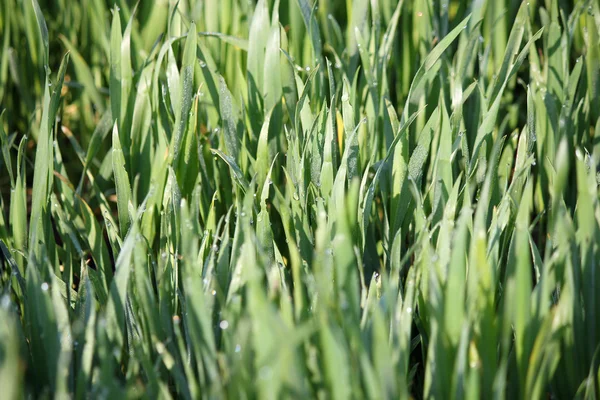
[1,0,600,398]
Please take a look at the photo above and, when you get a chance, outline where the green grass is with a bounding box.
[1,0,600,398]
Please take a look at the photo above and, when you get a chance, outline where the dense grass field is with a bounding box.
[1,0,600,398]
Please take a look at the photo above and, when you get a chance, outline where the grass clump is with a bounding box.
[1,0,600,398]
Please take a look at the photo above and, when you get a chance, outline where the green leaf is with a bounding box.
[171,22,197,162]
[112,122,132,237]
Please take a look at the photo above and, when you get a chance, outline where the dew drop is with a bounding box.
[559,118,566,128]
[259,367,273,380]
[341,299,349,310]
